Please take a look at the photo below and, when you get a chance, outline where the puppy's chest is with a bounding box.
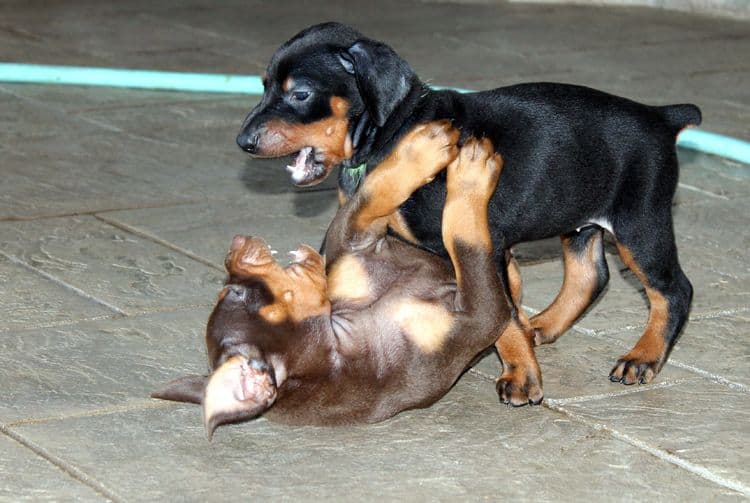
[327,252,457,354]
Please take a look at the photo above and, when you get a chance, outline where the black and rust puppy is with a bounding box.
[236,22,702,404]
[153,123,509,438]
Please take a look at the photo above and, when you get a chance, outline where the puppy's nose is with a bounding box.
[237,132,260,154]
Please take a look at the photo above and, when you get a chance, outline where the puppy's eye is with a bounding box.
[292,91,311,102]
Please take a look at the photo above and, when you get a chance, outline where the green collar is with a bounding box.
[350,162,366,180]
[343,162,367,194]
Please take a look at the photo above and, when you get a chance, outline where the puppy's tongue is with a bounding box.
[285,147,314,185]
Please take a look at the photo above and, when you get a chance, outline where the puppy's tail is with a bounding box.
[659,103,702,134]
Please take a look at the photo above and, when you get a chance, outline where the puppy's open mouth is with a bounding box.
[285,147,328,187]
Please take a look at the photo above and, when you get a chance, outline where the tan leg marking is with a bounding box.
[393,299,454,353]
[353,121,459,233]
[327,254,372,304]
[531,231,603,345]
[337,189,348,207]
[495,319,543,405]
[442,138,502,285]
[610,244,668,384]
[387,210,420,245]
[506,255,531,327]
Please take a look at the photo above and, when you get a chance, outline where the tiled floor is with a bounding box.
[0,1,748,500]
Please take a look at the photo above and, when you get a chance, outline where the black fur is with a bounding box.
[237,22,701,384]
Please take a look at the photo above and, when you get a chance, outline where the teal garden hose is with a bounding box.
[1,63,748,165]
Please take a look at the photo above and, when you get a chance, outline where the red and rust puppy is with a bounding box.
[236,22,702,404]
[153,123,510,438]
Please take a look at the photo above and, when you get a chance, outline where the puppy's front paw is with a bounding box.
[447,137,503,201]
[399,120,459,183]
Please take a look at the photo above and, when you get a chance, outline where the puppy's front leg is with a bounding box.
[441,138,509,340]
[444,139,543,406]
[324,121,458,260]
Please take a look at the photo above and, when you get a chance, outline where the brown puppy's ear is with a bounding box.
[203,356,277,441]
[151,375,207,404]
[338,39,416,127]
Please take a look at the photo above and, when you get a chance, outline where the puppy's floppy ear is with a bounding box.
[337,39,415,127]
[151,374,207,404]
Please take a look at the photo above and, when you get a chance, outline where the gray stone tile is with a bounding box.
[0,94,198,219]
[0,216,223,314]
[0,0,748,500]
[559,380,750,489]
[3,83,242,114]
[511,186,749,337]
[71,95,254,154]
[102,190,338,267]
[676,150,750,203]
[471,334,698,403]
[643,313,750,389]
[0,308,209,423]
[13,375,741,501]
[512,249,650,333]
[0,254,115,331]
[0,148,194,220]
[0,89,284,219]
[674,198,750,316]
[0,435,102,502]
[644,73,750,139]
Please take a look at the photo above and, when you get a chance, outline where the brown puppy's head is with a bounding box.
[236,22,418,186]
[151,235,329,439]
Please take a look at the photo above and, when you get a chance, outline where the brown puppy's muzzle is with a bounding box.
[203,355,277,441]
[225,235,278,276]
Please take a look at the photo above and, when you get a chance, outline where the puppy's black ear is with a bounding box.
[151,374,207,404]
[338,39,415,127]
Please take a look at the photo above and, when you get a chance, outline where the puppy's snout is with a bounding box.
[237,132,260,154]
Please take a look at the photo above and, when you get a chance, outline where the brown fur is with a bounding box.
[153,123,511,437]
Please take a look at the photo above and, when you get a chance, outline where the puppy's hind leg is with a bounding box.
[530,226,610,345]
[609,210,692,385]
[442,137,507,322]
[443,139,541,405]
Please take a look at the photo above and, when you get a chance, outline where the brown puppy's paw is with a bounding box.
[609,354,661,385]
[447,137,503,201]
[398,120,459,184]
[496,364,544,406]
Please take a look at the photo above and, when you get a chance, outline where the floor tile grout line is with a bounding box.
[521,304,749,392]
[94,215,224,273]
[0,200,202,223]
[544,377,701,405]
[544,402,750,497]
[0,424,122,502]
[0,250,128,316]
[0,301,214,334]
[677,182,730,199]
[7,400,176,428]
[466,368,695,406]
[0,313,124,334]
[465,368,749,495]
[571,306,750,337]
[665,360,749,392]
